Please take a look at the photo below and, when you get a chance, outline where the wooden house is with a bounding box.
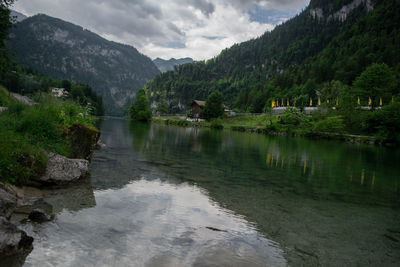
[191,100,205,118]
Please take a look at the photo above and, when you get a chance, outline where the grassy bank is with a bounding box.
[153,105,400,146]
[0,87,97,184]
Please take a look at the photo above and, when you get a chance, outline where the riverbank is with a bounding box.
[0,88,101,261]
[152,113,378,145]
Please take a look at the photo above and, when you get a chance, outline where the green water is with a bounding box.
[23,118,399,266]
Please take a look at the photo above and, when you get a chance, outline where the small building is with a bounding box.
[51,88,69,98]
[191,100,205,118]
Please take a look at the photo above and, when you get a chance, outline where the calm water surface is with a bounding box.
[23,118,400,266]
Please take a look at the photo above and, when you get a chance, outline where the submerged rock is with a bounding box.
[0,189,17,219]
[35,153,89,185]
[0,217,33,257]
[28,209,52,223]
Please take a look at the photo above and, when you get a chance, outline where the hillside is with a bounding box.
[6,14,160,115]
[153,57,194,73]
[145,0,400,113]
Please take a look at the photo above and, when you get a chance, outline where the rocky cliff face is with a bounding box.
[7,14,160,115]
[310,0,373,21]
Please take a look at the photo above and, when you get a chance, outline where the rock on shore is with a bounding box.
[35,153,89,185]
[0,189,17,219]
[0,217,33,256]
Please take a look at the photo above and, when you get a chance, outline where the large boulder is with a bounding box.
[35,153,89,185]
[0,189,17,219]
[67,123,100,161]
[0,217,33,257]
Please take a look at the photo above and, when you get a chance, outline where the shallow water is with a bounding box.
[23,118,400,266]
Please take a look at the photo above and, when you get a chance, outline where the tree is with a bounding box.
[202,91,224,120]
[156,99,168,115]
[130,89,152,122]
[353,63,396,107]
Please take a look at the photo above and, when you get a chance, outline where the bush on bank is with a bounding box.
[0,94,97,185]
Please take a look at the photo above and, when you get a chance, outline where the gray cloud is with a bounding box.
[12,0,308,60]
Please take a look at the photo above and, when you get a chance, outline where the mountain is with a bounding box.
[145,0,399,113]
[153,57,194,73]
[6,14,160,115]
[10,10,27,23]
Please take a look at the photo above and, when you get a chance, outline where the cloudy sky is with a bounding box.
[12,0,309,60]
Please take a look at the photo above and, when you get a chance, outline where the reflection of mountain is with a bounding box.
[128,122,400,266]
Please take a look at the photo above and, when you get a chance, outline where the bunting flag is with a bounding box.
[310,98,313,107]
[287,99,290,106]
[327,99,330,104]
[380,97,383,106]
[357,97,360,105]
[272,100,275,108]
[281,99,284,107]
[318,98,321,106]
[368,97,372,106]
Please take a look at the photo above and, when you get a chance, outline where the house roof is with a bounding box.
[192,100,206,107]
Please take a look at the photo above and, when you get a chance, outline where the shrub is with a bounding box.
[313,116,345,134]
[210,118,224,129]
[368,103,400,144]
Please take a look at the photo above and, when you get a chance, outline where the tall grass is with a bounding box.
[0,93,97,184]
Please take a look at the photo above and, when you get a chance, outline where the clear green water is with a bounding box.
[23,118,400,266]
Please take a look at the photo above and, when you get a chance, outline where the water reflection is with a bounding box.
[128,122,400,266]
[24,180,286,267]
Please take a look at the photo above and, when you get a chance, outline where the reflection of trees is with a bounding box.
[131,124,399,208]
[129,121,151,152]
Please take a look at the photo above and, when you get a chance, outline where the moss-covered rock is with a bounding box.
[67,123,100,161]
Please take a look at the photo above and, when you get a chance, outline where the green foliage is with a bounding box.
[0,94,97,184]
[210,118,224,129]
[313,116,345,134]
[367,103,400,144]
[353,63,396,107]
[130,89,152,122]
[202,91,224,120]
[156,99,169,115]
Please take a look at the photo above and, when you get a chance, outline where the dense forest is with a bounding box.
[0,61,105,115]
[145,0,399,114]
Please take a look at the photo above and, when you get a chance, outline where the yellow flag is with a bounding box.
[318,98,321,106]
[310,98,313,107]
[287,99,290,106]
[357,97,360,105]
[281,99,284,107]
[272,100,275,108]
[380,97,383,106]
[327,99,330,104]
[368,97,372,106]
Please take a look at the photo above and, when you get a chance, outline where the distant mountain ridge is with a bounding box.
[6,14,160,115]
[153,57,194,73]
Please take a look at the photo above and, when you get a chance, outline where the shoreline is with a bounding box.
[152,117,378,146]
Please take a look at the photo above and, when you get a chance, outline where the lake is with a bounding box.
[22,117,400,266]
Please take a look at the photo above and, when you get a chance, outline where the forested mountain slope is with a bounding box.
[6,14,160,115]
[145,0,399,113]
